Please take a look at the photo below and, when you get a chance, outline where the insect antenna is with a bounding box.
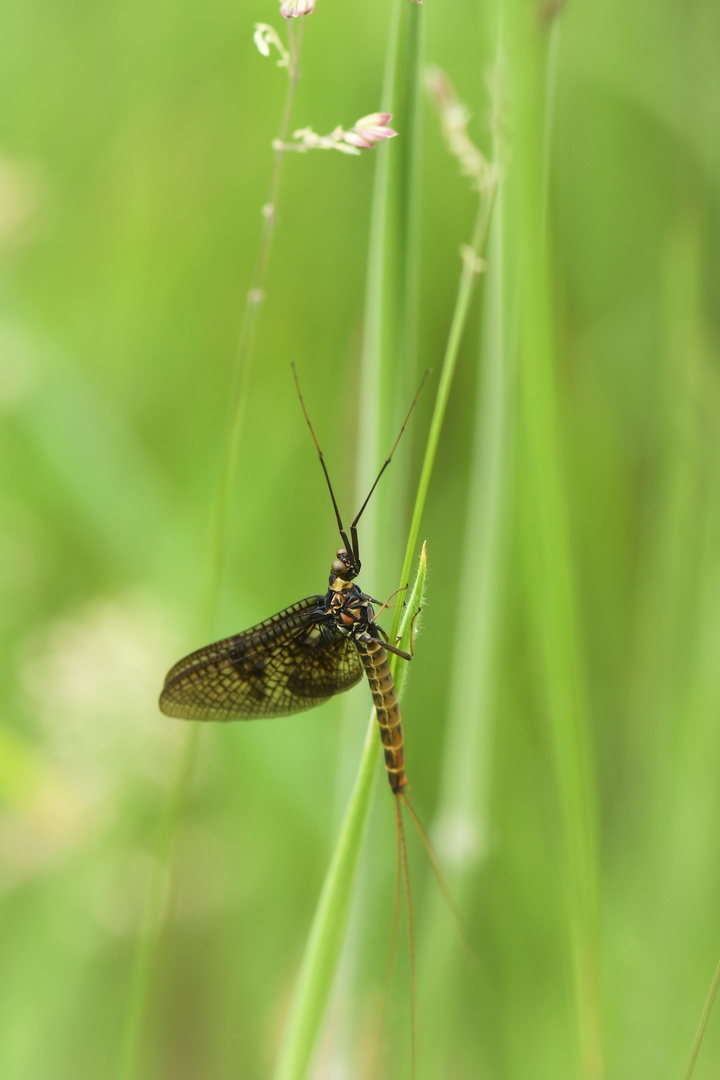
[348,368,431,568]
[292,362,355,565]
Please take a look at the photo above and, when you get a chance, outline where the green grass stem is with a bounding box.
[398,3,424,386]
[395,181,497,618]
[682,956,720,1080]
[356,0,404,554]
[418,178,508,1071]
[507,3,602,1074]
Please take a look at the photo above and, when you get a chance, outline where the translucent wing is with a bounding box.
[159,595,364,721]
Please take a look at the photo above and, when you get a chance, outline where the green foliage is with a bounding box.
[1,0,720,1078]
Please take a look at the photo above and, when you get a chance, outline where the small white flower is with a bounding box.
[253,23,290,68]
[253,25,270,56]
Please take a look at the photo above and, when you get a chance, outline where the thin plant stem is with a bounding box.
[682,956,720,1080]
[115,725,200,1080]
[384,0,424,577]
[117,24,305,1078]
[208,20,305,628]
[419,187,508,1078]
[393,182,497,639]
[399,3,424,385]
[355,0,404,572]
[541,11,561,235]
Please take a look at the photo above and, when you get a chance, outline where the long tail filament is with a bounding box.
[395,793,417,1080]
[401,794,474,960]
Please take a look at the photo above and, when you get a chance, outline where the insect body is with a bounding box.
[160,546,409,793]
[160,367,426,790]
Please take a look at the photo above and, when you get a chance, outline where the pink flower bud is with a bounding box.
[355,113,393,128]
[345,113,397,150]
[280,0,315,17]
[342,132,376,150]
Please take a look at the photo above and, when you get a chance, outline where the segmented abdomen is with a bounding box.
[356,635,407,794]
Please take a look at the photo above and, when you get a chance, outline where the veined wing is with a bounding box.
[159,595,364,721]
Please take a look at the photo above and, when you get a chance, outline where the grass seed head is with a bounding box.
[274,113,397,156]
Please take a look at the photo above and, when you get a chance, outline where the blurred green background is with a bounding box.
[2,0,720,1077]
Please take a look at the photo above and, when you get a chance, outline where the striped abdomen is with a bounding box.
[356,634,407,794]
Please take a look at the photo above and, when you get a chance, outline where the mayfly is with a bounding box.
[159,369,428,798]
[159,368,436,1073]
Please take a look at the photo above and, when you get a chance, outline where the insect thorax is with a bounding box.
[326,578,373,636]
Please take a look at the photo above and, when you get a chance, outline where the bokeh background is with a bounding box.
[2,0,720,1078]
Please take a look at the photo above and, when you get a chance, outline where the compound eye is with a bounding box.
[336,549,348,560]
[332,559,346,576]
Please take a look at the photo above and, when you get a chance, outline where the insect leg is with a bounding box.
[382,639,413,662]
[372,582,409,622]
[402,606,422,659]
